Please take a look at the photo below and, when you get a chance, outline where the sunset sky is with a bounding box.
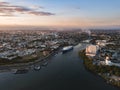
[0,0,120,28]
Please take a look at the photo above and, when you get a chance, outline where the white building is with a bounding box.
[105,56,112,66]
[105,56,120,67]
[96,40,107,47]
[86,45,99,57]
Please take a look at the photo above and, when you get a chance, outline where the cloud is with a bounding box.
[29,5,44,10]
[29,11,54,16]
[0,2,55,16]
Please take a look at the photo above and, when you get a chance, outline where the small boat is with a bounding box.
[41,62,48,66]
[34,65,41,71]
[14,69,28,74]
[62,46,73,53]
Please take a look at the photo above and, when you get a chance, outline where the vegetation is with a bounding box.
[0,51,44,65]
[79,50,120,87]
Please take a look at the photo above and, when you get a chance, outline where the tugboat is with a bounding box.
[62,46,73,53]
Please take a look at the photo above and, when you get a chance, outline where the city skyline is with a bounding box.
[0,0,120,28]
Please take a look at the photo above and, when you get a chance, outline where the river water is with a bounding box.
[0,44,119,90]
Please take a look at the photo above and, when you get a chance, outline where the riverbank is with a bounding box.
[0,43,78,69]
[0,50,58,69]
[79,50,120,88]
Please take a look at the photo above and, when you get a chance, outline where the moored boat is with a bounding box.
[62,46,73,53]
[34,65,41,71]
[14,69,28,74]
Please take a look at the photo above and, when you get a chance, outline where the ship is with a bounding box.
[62,46,73,53]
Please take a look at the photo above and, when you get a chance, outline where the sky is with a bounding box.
[0,0,120,28]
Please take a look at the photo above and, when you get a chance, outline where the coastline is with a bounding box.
[0,43,79,68]
[0,42,80,70]
[79,49,120,88]
[0,44,73,69]
[0,50,57,69]
[0,44,75,69]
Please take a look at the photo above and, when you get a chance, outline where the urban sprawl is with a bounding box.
[0,29,120,86]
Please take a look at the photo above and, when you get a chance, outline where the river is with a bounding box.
[0,43,119,90]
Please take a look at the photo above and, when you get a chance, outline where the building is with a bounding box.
[96,40,107,47]
[86,45,99,57]
[105,56,112,66]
